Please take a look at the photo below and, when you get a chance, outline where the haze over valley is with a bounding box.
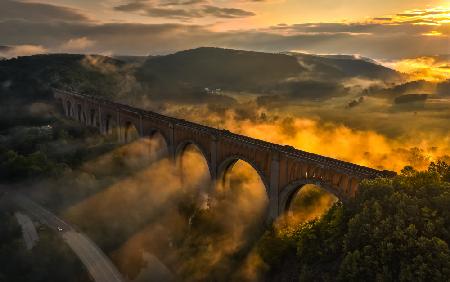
[0,1,449,281]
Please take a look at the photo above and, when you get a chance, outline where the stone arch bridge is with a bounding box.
[54,89,395,221]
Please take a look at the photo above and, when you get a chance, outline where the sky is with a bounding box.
[0,0,449,59]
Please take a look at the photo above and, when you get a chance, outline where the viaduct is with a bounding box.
[54,89,396,221]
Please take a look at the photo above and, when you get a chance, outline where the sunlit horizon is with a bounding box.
[1,0,449,59]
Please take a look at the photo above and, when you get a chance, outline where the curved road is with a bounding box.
[11,193,125,282]
[15,212,39,250]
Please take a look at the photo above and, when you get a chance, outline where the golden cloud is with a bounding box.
[391,56,450,82]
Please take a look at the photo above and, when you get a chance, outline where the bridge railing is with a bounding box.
[53,88,396,179]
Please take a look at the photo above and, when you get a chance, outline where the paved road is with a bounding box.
[12,193,125,282]
[15,212,39,250]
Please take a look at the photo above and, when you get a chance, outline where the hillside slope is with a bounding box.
[136,47,402,98]
[289,52,402,81]
[136,47,305,92]
[0,54,129,99]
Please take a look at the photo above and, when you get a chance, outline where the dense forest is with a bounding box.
[258,163,450,281]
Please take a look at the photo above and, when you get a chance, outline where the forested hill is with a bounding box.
[0,48,406,106]
[136,47,402,92]
[0,54,130,130]
[288,52,402,81]
[136,47,305,92]
[0,54,127,99]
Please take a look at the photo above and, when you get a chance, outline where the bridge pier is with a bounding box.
[116,112,122,143]
[168,123,176,160]
[98,106,103,134]
[210,136,218,181]
[268,152,280,222]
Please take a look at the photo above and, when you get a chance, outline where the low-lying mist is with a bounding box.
[18,50,444,173]
[22,131,338,281]
[276,185,338,229]
[23,138,274,281]
[123,94,449,172]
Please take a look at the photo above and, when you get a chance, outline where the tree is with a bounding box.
[258,162,450,282]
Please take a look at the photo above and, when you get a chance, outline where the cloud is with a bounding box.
[161,0,207,5]
[0,18,448,59]
[0,44,47,58]
[202,5,255,18]
[392,7,450,25]
[264,20,449,37]
[116,0,207,10]
[0,1,448,59]
[386,56,450,82]
[370,6,450,29]
[59,37,95,53]
[0,0,90,22]
[114,0,255,19]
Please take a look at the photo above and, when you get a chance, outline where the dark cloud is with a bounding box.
[0,19,448,59]
[373,17,392,21]
[114,2,148,12]
[436,80,450,96]
[0,46,12,52]
[114,0,254,19]
[160,0,207,5]
[139,7,202,19]
[201,5,255,18]
[0,0,90,22]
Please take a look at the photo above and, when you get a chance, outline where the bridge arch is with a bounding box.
[143,130,170,159]
[104,114,116,135]
[66,100,73,117]
[215,157,271,228]
[76,104,86,123]
[124,121,140,143]
[88,108,97,127]
[216,155,270,197]
[279,179,343,214]
[175,140,213,179]
[144,129,170,150]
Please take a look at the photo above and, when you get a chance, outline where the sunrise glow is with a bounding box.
[0,1,449,281]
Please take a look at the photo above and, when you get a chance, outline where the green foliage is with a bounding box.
[0,149,62,181]
[0,118,113,184]
[257,226,297,269]
[0,54,127,98]
[0,54,131,131]
[258,162,450,281]
[428,160,450,182]
[3,126,54,154]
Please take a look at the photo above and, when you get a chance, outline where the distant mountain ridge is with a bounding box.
[136,47,402,93]
[113,55,149,65]
[0,48,409,103]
